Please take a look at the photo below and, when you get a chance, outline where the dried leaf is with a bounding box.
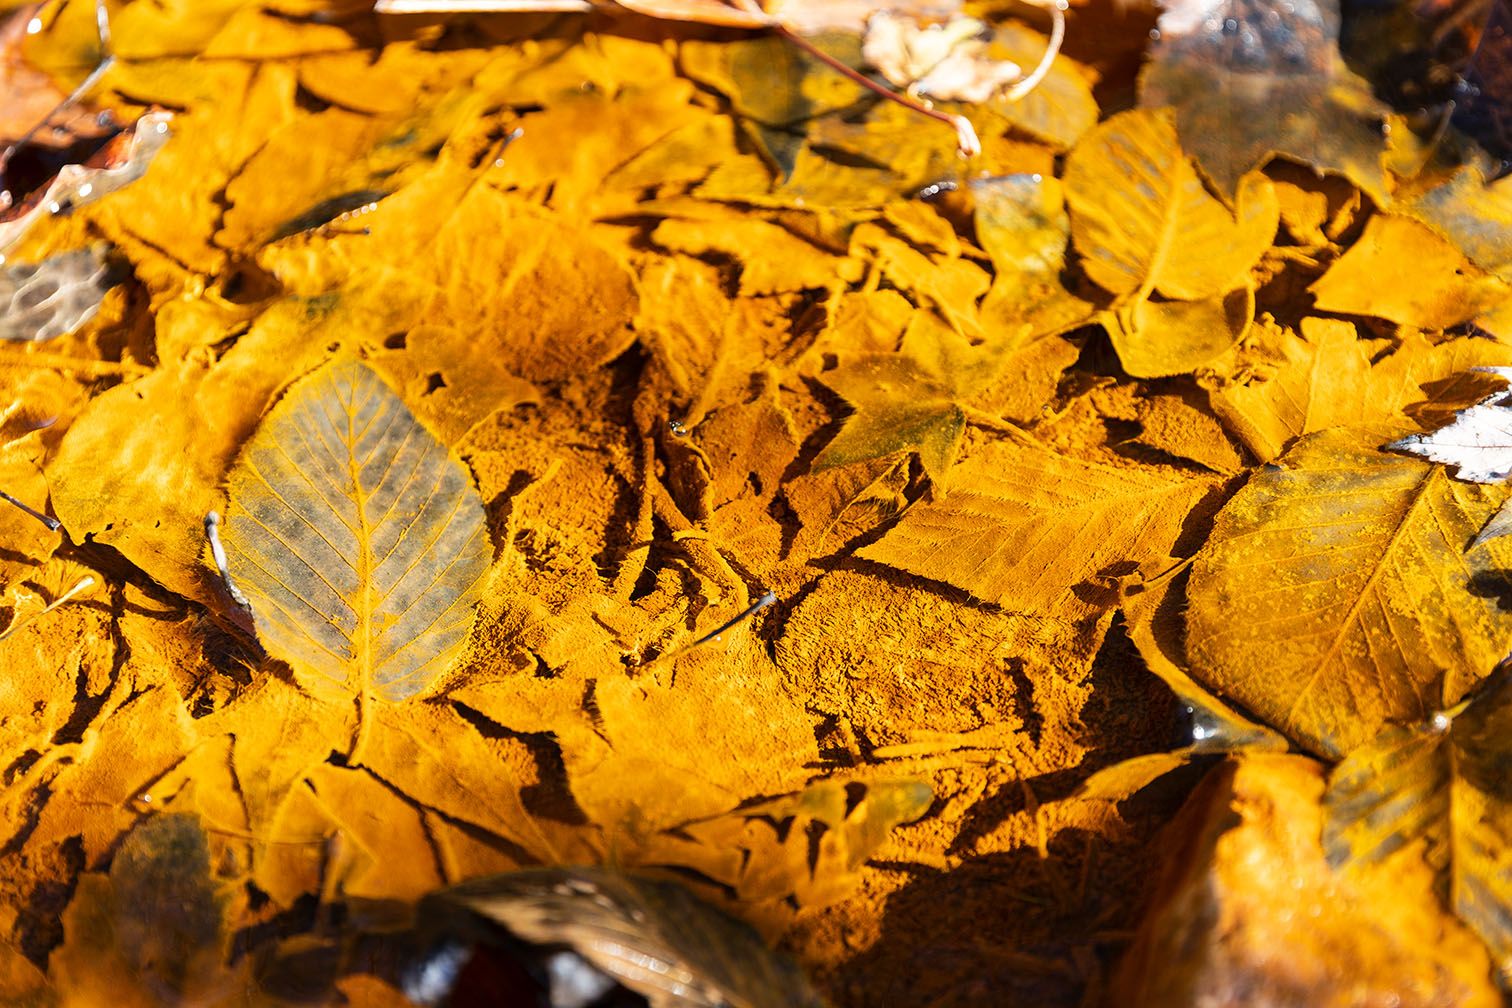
[973,172,1096,338]
[1387,368,1512,483]
[862,12,1021,103]
[1064,109,1278,303]
[1310,215,1512,329]
[1101,285,1254,379]
[1323,662,1512,976]
[858,438,1216,612]
[223,357,490,703]
[1187,426,1512,758]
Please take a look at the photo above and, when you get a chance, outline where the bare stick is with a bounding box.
[693,589,777,646]
[204,511,250,608]
[771,22,981,157]
[0,490,59,530]
[1004,0,1067,101]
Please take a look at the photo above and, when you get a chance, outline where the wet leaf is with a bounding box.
[1187,426,1512,758]
[973,172,1097,338]
[222,357,490,703]
[417,866,827,1008]
[1138,0,1390,202]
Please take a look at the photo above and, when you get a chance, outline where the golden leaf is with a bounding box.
[1064,109,1278,303]
[973,172,1096,339]
[1101,284,1253,379]
[222,358,490,704]
[1187,426,1512,758]
[1210,321,1512,464]
[858,438,1217,611]
[1324,663,1512,977]
[1310,215,1512,330]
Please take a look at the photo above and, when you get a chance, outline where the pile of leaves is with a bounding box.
[1,0,1512,1003]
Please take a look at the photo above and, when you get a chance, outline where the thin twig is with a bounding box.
[693,589,777,646]
[0,490,59,530]
[1004,0,1067,101]
[772,21,981,156]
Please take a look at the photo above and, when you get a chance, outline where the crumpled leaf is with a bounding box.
[1208,321,1512,464]
[858,437,1217,612]
[1387,367,1512,483]
[0,244,113,343]
[862,12,1021,103]
[417,866,826,1008]
[1138,0,1390,203]
[1187,425,1512,759]
[222,357,490,704]
[1064,108,1279,303]
[1310,215,1512,329]
[1323,659,1512,978]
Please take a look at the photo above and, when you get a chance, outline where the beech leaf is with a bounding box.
[1323,662,1512,977]
[222,357,490,703]
[1186,426,1512,759]
[857,438,1216,612]
[1063,108,1278,303]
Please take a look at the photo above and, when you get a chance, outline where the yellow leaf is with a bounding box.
[1187,426,1512,759]
[1324,664,1512,978]
[1310,215,1512,329]
[1101,285,1253,379]
[223,358,490,704]
[974,172,1097,340]
[1210,321,1512,464]
[1064,109,1278,302]
[858,438,1217,612]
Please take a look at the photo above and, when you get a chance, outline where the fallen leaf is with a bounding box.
[862,12,1022,103]
[1100,284,1254,379]
[1310,215,1512,329]
[972,172,1097,339]
[858,437,1217,612]
[222,357,490,706]
[417,866,827,1007]
[1138,0,1390,203]
[1186,425,1512,758]
[1323,660,1512,977]
[1064,109,1278,303]
[1387,367,1512,483]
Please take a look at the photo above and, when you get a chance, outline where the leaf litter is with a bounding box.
[1,0,1512,1004]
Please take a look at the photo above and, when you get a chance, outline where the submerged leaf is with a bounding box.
[223,357,490,703]
[1138,0,1389,202]
[1187,426,1512,758]
[416,866,826,1008]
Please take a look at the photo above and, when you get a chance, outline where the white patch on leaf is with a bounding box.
[862,12,1022,103]
[1387,367,1512,484]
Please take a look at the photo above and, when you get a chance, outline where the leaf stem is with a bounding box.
[771,22,980,157]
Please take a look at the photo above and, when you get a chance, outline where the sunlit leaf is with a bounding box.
[1310,215,1512,329]
[1324,662,1512,977]
[1101,284,1253,379]
[223,357,490,704]
[859,438,1217,612]
[973,172,1097,338]
[1064,109,1278,303]
[1187,425,1512,758]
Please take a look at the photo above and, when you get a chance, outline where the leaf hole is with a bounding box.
[424,372,446,395]
[382,332,407,350]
